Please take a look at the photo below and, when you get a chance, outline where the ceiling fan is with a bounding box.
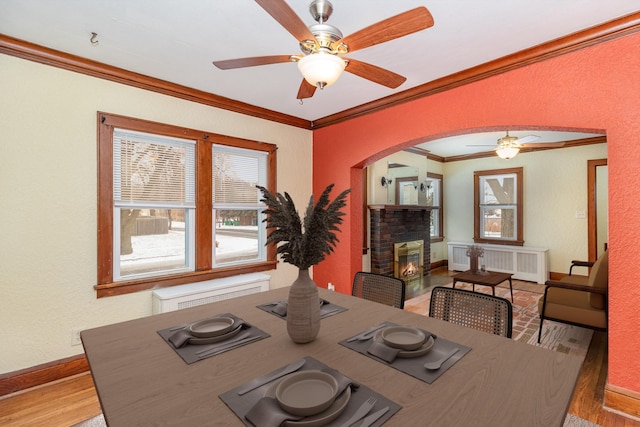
[468,131,566,159]
[212,0,434,100]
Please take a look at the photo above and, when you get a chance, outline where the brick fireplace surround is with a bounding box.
[369,205,431,277]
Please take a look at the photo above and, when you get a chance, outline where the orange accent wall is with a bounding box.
[313,33,640,396]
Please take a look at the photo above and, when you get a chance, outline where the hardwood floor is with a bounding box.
[1,271,638,426]
[0,372,101,427]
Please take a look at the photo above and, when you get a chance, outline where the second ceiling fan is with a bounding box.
[467,131,567,159]
[212,0,434,100]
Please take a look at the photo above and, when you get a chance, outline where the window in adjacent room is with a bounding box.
[474,167,523,246]
[425,172,443,242]
[97,112,277,297]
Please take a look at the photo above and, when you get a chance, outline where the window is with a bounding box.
[212,145,267,267]
[474,167,523,246]
[425,173,443,241]
[112,129,196,280]
[97,112,277,297]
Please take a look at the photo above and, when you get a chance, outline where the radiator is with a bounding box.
[447,242,549,284]
[152,273,270,314]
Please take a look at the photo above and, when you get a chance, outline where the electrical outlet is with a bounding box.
[71,328,84,346]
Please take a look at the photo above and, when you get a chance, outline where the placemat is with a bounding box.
[219,356,401,427]
[157,313,270,365]
[257,298,348,320]
[340,322,471,384]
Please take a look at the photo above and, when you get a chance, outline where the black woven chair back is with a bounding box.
[428,286,513,338]
[352,272,406,309]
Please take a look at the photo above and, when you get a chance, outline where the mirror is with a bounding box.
[384,163,422,205]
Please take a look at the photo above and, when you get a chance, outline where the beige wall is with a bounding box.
[367,144,607,273]
[442,144,607,272]
[0,54,312,373]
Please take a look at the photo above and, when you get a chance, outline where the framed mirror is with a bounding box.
[385,163,419,205]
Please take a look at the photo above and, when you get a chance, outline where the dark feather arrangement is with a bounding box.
[257,184,351,270]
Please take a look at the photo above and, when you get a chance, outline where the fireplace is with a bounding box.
[394,240,424,279]
[368,205,431,278]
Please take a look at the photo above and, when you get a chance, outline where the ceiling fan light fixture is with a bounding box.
[496,146,520,160]
[297,52,346,89]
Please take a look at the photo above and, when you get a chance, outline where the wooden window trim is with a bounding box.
[473,167,524,246]
[96,112,277,298]
[428,172,444,242]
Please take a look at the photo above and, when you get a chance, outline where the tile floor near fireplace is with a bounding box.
[403,273,454,300]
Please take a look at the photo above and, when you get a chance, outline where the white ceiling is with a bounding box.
[414,130,604,158]
[2,0,631,156]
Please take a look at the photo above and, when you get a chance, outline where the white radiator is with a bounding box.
[152,273,270,314]
[447,242,549,284]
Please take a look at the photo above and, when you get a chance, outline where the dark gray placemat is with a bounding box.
[257,299,348,319]
[219,356,401,427]
[340,322,471,384]
[157,313,270,365]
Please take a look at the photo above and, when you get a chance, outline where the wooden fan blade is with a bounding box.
[297,79,317,99]
[521,142,566,148]
[255,0,316,43]
[339,7,434,53]
[345,58,406,89]
[213,55,293,70]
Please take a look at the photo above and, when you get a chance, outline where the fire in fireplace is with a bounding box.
[394,240,424,279]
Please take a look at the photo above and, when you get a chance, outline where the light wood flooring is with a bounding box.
[1,270,639,426]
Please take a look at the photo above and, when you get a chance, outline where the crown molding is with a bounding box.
[0,34,310,130]
[311,11,640,128]
[2,11,639,130]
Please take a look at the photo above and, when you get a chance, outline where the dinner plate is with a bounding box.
[187,323,242,345]
[266,375,351,426]
[275,371,339,416]
[380,326,426,350]
[188,317,235,338]
[374,330,435,358]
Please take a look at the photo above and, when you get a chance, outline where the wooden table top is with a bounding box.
[81,286,581,427]
[452,270,513,286]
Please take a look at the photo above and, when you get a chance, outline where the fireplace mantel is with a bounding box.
[368,205,431,277]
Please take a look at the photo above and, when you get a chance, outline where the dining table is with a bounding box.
[81,285,583,426]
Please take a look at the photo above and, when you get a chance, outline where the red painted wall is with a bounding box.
[313,33,640,396]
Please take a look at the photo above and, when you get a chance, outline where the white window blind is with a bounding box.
[212,144,266,206]
[113,129,196,208]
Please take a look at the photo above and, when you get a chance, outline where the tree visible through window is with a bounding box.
[474,167,523,245]
[97,112,277,297]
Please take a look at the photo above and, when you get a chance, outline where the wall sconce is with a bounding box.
[420,181,432,193]
[381,176,393,187]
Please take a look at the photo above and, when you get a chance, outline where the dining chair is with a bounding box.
[352,272,406,309]
[537,250,608,343]
[429,286,513,338]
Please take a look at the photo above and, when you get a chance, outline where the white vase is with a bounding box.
[286,269,321,343]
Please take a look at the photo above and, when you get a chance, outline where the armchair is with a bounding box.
[537,250,608,343]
